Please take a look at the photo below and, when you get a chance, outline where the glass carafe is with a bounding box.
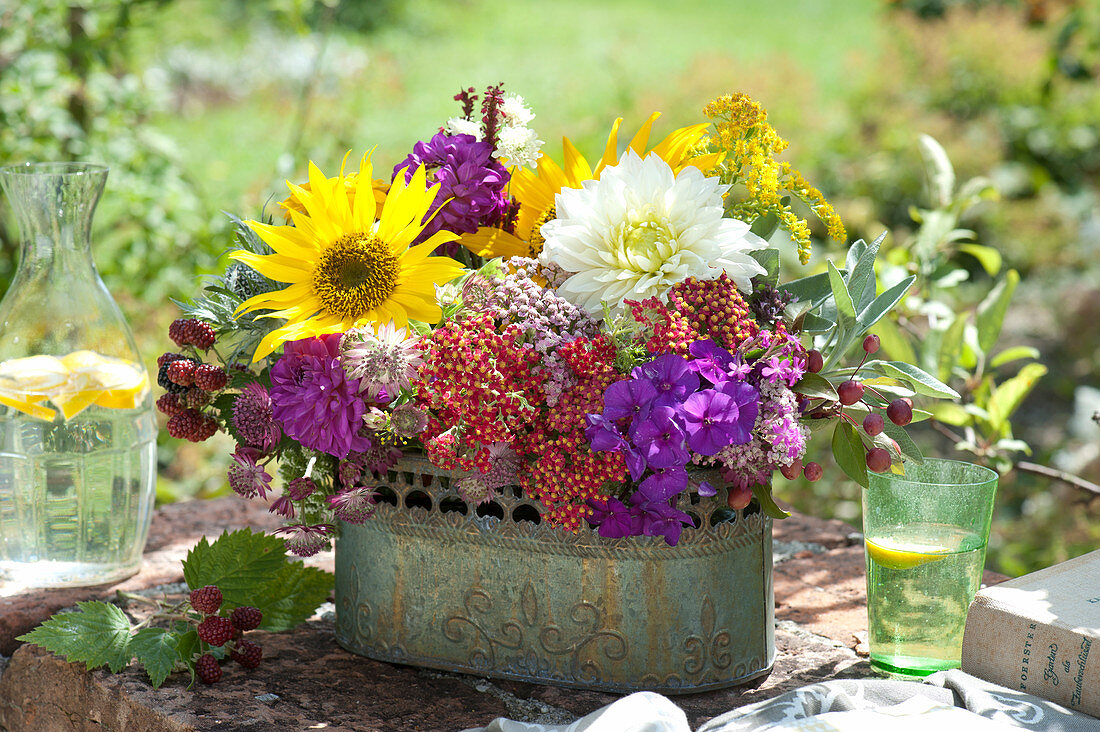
[0,163,156,590]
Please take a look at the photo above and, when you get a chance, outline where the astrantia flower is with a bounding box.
[456,474,497,505]
[540,150,767,314]
[269,334,372,459]
[232,382,281,451]
[227,448,272,499]
[393,132,510,245]
[340,320,423,401]
[389,402,429,438]
[269,495,296,518]
[328,486,378,524]
[274,524,334,557]
[231,154,464,361]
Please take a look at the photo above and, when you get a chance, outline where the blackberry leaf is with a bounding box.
[17,601,133,673]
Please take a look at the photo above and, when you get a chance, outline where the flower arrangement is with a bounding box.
[163,86,958,555]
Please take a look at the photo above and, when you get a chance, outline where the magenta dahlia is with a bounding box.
[393,132,510,248]
[269,334,372,459]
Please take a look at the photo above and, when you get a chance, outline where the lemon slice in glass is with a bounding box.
[865,536,952,570]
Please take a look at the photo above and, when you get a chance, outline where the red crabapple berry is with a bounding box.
[837,380,864,406]
[886,398,913,426]
[780,459,804,480]
[727,484,753,510]
[862,334,880,354]
[866,447,892,473]
[863,412,885,437]
[804,462,824,482]
[196,653,222,684]
[806,350,824,374]
[189,585,223,615]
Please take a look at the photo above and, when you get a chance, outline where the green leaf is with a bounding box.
[183,528,289,603]
[987,363,1047,433]
[250,563,334,632]
[750,248,780,287]
[792,372,837,400]
[880,420,924,464]
[827,260,856,319]
[131,628,180,689]
[957,243,1002,276]
[872,317,917,365]
[990,346,1040,369]
[846,233,885,313]
[936,313,969,383]
[18,601,133,673]
[749,212,780,240]
[832,420,869,487]
[857,275,914,332]
[930,401,971,427]
[869,361,961,399]
[175,629,200,685]
[919,134,955,207]
[751,483,791,520]
[976,269,1019,354]
[780,271,834,307]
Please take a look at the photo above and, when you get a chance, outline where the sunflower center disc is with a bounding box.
[312,232,399,319]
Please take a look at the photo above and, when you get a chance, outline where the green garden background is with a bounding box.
[1,0,1097,575]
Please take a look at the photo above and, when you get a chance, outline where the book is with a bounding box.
[961,548,1100,718]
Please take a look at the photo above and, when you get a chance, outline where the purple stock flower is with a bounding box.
[632,354,699,408]
[629,405,689,470]
[269,334,373,460]
[394,132,510,248]
[602,378,658,422]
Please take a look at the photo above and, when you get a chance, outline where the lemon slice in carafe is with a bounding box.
[0,351,148,421]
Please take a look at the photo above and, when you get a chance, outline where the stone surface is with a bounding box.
[0,499,1002,731]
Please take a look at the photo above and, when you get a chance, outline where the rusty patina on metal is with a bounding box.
[334,455,774,693]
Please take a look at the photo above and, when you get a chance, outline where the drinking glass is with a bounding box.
[862,458,998,676]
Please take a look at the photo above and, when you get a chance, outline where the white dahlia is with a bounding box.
[539,150,767,314]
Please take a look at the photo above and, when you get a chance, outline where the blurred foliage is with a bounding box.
[0,0,224,301]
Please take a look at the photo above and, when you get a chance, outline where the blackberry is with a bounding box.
[166,358,197,387]
[225,263,273,301]
[193,364,227,392]
[189,585,223,615]
[158,352,184,368]
[168,319,189,348]
[157,362,187,394]
[230,606,263,632]
[197,616,235,647]
[230,639,263,669]
[156,393,184,417]
[196,653,222,684]
[182,387,213,410]
[167,409,217,442]
[182,320,217,350]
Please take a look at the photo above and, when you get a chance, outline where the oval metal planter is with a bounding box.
[334,455,775,694]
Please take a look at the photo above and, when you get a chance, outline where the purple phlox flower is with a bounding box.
[269,495,296,518]
[585,497,642,539]
[696,480,718,497]
[681,388,756,456]
[270,334,372,459]
[227,446,272,500]
[232,381,280,451]
[629,494,696,547]
[585,413,627,453]
[328,486,379,524]
[632,354,699,408]
[714,380,761,445]
[638,466,689,502]
[624,447,648,483]
[629,405,689,470]
[601,378,657,422]
[393,132,510,248]
[274,524,334,557]
[687,339,736,384]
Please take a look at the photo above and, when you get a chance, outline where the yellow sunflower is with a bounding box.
[232,154,465,362]
[463,112,723,259]
[278,174,390,221]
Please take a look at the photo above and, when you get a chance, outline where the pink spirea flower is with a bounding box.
[270,334,372,459]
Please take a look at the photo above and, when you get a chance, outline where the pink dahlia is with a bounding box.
[270,334,372,459]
